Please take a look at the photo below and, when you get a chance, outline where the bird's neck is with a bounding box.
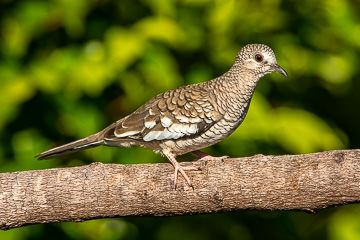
[211,65,260,119]
[222,64,260,97]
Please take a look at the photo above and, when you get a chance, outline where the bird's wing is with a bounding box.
[104,84,223,142]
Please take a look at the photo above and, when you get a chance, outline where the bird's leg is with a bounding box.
[191,150,229,162]
[165,152,199,190]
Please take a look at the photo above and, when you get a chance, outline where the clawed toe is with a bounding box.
[165,150,226,189]
[171,165,199,190]
[166,152,201,190]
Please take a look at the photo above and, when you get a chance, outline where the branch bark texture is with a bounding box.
[1,149,359,230]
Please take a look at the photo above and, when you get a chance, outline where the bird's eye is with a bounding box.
[255,54,263,62]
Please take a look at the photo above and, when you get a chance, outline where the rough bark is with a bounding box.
[1,149,359,230]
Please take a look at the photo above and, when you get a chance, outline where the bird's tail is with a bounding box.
[36,133,103,160]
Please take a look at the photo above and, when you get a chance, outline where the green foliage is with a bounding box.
[329,206,360,240]
[0,0,359,239]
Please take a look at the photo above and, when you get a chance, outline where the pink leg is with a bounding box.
[192,150,229,162]
[165,152,200,190]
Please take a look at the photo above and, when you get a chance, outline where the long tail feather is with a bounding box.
[36,135,102,160]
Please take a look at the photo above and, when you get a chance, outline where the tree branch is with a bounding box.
[1,149,359,230]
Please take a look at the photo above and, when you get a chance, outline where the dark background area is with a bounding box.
[0,0,359,239]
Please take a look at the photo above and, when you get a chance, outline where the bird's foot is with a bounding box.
[171,164,200,190]
[165,152,200,190]
[191,150,228,162]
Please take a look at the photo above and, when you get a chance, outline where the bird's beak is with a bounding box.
[272,64,288,77]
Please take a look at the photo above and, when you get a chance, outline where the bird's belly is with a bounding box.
[160,118,242,155]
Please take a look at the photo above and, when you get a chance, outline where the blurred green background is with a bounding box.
[1,0,359,239]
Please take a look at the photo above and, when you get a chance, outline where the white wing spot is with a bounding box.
[161,117,172,128]
[115,130,139,138]
[205,118,213,124]
[144,121,156,129]
[143,129,185,141]
[175,115,202,123]
[156,129,184,140]
[168,123,183,133]
[168,123,198,135]
[143,131,162,141]
[187,124,198,134]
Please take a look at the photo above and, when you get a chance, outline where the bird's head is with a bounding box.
[236,44,287,78]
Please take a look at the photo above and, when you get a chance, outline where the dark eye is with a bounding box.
[255,54,263,62]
